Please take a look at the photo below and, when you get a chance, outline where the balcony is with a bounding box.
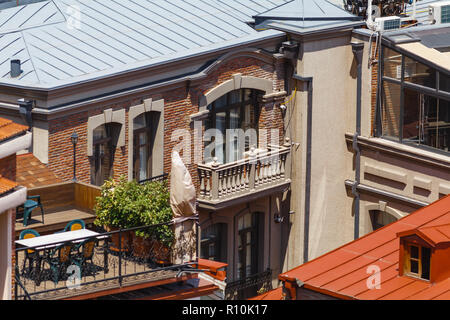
[197,145,291,210]
[15,181,100,236]
[14,222,200,300]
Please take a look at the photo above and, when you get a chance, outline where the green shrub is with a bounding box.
[94,176,174,246]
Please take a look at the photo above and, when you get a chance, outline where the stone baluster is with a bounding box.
[199,168,206,199]
[211,158,219,200]
[249,147,257,190]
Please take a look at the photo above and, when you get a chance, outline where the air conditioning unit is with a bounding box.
[374,16,401,32]
[429,1,450,24]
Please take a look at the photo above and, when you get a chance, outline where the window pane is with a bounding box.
[383,47,402,80]
[410,260,419,274]
[433,99,450,152]
[382,82,401,139]
[244,213,252,229]
[215,112,226,164]
[421,247,431,280]
[403,88,420,142]
[93,125,107,140]
[134,113,146,130]
[229,90,241,104]
[215,94,228,111]
[410,245,419,259]
[243,89,252,102]
[439,72,450,93]
[238,217,243,231]
[404,56,436,89]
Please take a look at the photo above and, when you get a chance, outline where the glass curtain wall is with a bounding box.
[380,46,450,153]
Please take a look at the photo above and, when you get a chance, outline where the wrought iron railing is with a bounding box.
[138,173,168,184]
[14,220,198,300]
[224,269,272,300]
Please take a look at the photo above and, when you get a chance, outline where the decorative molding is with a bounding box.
[196,72,283,120]
[364,202,405,220]
[439,183,450,195]
[363,163,407,184]
[413,176,432,191]
[345,179,429,208]
[86,108,125,157]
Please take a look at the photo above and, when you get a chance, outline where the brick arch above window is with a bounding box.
[87,108,125,157]
[190,74,280,122]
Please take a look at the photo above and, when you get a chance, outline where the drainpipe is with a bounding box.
[351,42,364,240]
[292,74,312,263]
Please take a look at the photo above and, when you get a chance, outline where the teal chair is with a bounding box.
[17,195,44,226]
[19,229,42,279]
[64,219,85,232]
[44,242,73,285]
[71,238,97,276]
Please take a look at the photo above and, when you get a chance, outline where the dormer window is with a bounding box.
[404,243,431,281]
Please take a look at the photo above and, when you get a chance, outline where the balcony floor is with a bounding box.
[16,244,180,300]
[15,207,96,238]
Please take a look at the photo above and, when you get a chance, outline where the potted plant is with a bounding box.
[94,177,142,252]
[93,176,174,260]
[133,180,174,263]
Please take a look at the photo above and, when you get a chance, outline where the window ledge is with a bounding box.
[345,134,450,169]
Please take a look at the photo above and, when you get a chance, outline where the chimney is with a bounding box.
[10,59,23,78]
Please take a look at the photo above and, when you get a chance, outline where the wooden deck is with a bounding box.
[15,207,96,237]
[15,181,100,238]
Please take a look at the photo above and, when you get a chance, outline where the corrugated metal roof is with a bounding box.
[274,194,450,300]
[0,0,290,87]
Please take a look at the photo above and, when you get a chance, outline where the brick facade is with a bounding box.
[47,56,286,190]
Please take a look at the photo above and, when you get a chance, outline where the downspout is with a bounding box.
[292,74,312,263]
[351,42,364,240]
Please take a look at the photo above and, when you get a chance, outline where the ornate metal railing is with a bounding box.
[224,269,272,300]
[198,144,291,207]
[14,219,198,300]
[138,173,168,184]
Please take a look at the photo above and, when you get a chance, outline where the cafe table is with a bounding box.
[15,229,110,285]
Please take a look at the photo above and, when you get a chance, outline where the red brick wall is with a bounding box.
[47,56,285,191]
[0,154,16,181]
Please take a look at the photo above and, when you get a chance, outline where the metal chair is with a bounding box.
[44,242,73,285]
[71,238,97,276]
[64,219,85,232]
[17,195,44,226]
[19,229,42,279]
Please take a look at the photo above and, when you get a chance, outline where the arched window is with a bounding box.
[204,89,261,164]
[91,123,121,186]
[370,210,397,231]
[200,223,227,262]
[133,112,158,182]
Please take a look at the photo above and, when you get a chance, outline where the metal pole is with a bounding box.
[118,229,122,286]
[73,143,76,181]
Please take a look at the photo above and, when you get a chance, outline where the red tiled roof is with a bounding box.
[0,175,18,196]
[0,117,28,143]
[249,287,283,300]
[16,153,62,188]
[276,195,450,300]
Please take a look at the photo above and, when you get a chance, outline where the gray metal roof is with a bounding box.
[253,0,363,35]
[0,0,290,89]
